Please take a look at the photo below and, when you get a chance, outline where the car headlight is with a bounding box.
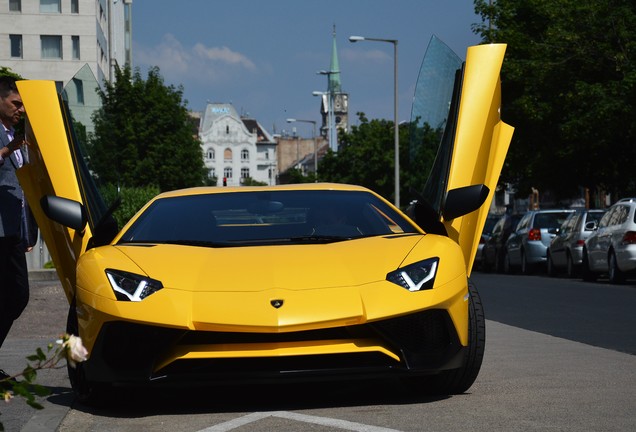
[386,257,439,291]
[105,269,163,301]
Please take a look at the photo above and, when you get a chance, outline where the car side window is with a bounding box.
[617,205,629,225]
[606,205,625,226]
[491,219,501,235]
[517,214,530,231]
[599,208,614,228]
[561,214,575,234]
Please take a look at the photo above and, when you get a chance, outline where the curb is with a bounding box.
[28,269,58,282]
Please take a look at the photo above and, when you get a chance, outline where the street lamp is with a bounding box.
[286,118,318,181]
[317,70,338,152]
[349,35,400,208]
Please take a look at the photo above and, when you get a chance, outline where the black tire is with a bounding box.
[581,250,597,282]
[546,251,557,277]
[608,250,625,284]
[495,250,505,273]
[66,300,107,405]
[520,250,534,275]
[503,250,514,274]
[480,254,492,273]
[566,252,577,278]
[410,280,486,395]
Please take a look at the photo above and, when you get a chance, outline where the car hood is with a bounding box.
[109,235,430,291]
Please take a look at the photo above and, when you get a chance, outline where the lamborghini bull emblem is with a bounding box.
[270,299,284,309]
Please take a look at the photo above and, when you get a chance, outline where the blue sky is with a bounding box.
[132,1,482,137]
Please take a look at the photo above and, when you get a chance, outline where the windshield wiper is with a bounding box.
[289,235,352,243]
[118,239,233,248]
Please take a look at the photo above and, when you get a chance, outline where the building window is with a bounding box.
[54,81,63,93]
[241,168,250,179]
[224,167,233,179]
[40,0,61,13]
[241,149,249,161]
[71,0,79,13]
[226,125,230,134]
[208,169,215,179]
[9,0,21,12]
[72,36,80,59]
[73,78,84,105]
[206,148,215,160]
[224,148,232,161]
[41,35,62,59]
[10,35,22,58]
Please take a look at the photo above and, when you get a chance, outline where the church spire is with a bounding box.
[329,24,342,93]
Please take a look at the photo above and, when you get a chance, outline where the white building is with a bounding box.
[1,0,132,131]
[199,103,278,186]
[2,0,132,85]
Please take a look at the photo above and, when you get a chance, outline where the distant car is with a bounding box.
[504,209,575,274]
[546,209,606,277]
[17,43,513,401]
[481,212,523,273]
[474,213,500,270]
[582,198,636,284]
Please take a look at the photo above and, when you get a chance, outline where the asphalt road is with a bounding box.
[1,271,635,431]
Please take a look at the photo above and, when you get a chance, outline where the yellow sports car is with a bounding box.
[16,42,512,402]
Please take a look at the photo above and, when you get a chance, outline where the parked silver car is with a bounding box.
[504,209,575,274]
[582,198,636,284]
[546,209,605,277]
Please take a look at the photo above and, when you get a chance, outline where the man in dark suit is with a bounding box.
[0,76,30,381]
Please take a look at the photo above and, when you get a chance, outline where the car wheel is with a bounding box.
[494,250,504,273]
[66,300,107,405]
[546,251,556,277]
[480,254,491,273]
[503,250,514,274]
[566,252,578,278]
[608,250,625,284]
[521,250,533,275]
[404,280,486,395]
[581,250,597,282]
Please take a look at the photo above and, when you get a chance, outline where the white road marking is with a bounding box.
[198,411,402,431]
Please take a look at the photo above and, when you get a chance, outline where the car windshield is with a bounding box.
[118,190,419,246]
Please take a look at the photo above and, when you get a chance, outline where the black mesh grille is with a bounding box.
[91,309,461,382]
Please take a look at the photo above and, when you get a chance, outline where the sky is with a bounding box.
[132,1,482,138]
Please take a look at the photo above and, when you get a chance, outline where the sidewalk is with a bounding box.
[0,276,73,431]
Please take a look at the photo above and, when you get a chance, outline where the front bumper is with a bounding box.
[82,308,466,386]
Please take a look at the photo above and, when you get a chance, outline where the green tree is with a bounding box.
[473,0,636,203]
[0,66,23,80]
[89,66,206,192]
[318,113,439,208]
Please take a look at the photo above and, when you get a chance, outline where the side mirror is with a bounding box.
[40,195,87,232]
[442,184,490,221]
[584,220,598,231]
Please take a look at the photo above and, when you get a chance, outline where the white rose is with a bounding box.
[63,335,89,368]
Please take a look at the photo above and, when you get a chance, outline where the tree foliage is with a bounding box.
[89,66,206,192]
[473,0,636,202]
[317,112,441,208]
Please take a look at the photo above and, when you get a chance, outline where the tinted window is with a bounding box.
[533,212,571,229]
[119,190,418,245]
[559,213,576,234]
[584,211,604,226]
